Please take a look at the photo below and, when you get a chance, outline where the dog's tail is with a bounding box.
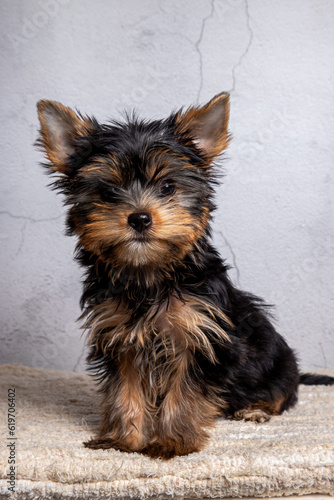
[299,372,334,385]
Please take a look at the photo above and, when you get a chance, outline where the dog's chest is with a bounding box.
[86,292,229,366]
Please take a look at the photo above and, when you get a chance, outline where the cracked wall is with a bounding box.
[0,0,333,371]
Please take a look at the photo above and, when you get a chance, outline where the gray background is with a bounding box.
[1,0,333,371]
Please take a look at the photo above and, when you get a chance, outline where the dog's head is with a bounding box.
[37,93,230,273]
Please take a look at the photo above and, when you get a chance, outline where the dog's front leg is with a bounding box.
[142,356,220,459]
[84,351,151,453]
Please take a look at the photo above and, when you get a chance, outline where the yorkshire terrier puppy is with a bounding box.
[37,93,334,459]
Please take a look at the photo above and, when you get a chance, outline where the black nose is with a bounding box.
[128,212,152,233]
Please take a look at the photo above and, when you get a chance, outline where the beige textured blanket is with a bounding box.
[0,363,333,499]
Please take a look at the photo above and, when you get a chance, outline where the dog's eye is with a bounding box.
[159,180,176,197]
[100,187,117,203]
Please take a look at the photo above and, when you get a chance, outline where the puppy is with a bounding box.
[37,93,334,459]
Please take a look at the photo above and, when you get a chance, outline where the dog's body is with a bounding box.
[37,93,334,459]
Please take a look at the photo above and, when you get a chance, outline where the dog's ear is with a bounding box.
[37,100,93,174]
[176,92,230,161]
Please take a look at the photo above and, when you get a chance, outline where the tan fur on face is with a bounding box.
[76,187,210,271]
[78,156,124,184]
[144,148,201,180]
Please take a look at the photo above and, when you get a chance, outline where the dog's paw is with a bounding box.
[84,437,136,452]
[233,408,271,423]
[84,438,116,449]
[141,440,199,460]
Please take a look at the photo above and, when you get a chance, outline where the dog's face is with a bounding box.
[37,94,230,272]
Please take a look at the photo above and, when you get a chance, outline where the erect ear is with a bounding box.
[175,92,230,161]
[37,100,93,174]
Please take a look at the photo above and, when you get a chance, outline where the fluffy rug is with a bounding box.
[0,363,333,499]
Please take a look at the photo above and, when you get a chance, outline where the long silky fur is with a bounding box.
[36,95,334,459]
